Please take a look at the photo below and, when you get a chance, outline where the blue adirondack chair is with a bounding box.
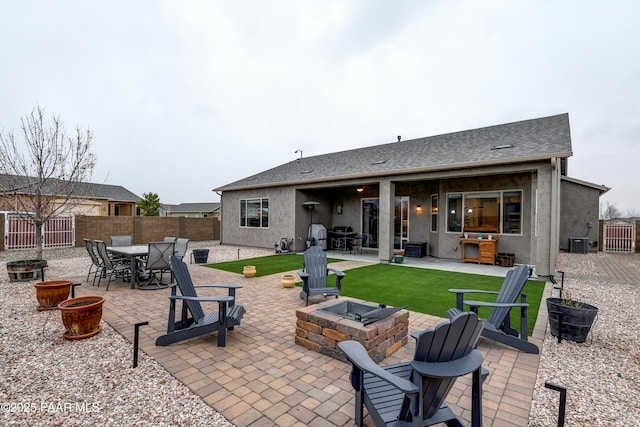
[339,312,485,427]
[297,246,345,305]
[446,263,538,354]
[156,256,245,347]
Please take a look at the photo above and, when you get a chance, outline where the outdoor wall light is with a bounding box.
[415,205,423,213]
[336,202,343,215]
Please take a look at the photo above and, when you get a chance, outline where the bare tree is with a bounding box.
[625,208,640,219]
[599,201,619,221]
[0,106,96,260]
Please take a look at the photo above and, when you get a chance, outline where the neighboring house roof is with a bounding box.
[163,202,220,214]
[0,174,140,202]
[215,113,573,192]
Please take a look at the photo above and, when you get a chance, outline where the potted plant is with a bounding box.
[6,259,48,282]
[34,279,72,311]
[57,296,105,340]
[546,292,598,343]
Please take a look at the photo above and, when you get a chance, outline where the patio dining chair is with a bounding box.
[83,238,103,285]
[95,240,131,291]
[174,238,189,261]
[137,241,175,289]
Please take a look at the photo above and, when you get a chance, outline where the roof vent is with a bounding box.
[300,169,314,174]
[371,159,388,165]
[493,143,515,150]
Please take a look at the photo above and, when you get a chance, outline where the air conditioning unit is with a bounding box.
[568,237,589,254]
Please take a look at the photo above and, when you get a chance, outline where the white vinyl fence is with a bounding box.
[603,223,635,253]
[4,213,75,250]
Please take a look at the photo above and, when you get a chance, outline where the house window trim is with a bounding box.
[445,189,523,235]
[430,194,438,233]
[240,197,269,229]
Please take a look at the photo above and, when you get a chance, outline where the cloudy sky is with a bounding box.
[1,1,638,213]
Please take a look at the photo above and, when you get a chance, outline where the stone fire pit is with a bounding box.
[295,299,409,362]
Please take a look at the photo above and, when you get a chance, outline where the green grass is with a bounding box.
[337,264,544,336]
[205,254,342,277]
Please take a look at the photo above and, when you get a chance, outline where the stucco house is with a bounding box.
[0,174,140,216]
[161,202,221,218]
[214,113,608,276]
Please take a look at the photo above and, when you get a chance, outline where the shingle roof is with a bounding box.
[0,174,140,202]
[215,113,573,191]
[164,202,220,213]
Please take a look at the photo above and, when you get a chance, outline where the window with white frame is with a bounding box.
[240,198,269,228]
[430,194,438,232]
[446,190,522,234]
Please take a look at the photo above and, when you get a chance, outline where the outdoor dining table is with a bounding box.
[106,245,149,289]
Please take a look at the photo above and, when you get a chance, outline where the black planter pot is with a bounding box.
[546,297,598,343]
[191,249,209,264]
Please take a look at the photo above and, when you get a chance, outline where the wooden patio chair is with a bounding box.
[339,312,485,427]
[156,256,246,347]
[446,263,539,354]
[297,245,345,305]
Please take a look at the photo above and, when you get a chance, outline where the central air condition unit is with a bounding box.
[568,237,589,254]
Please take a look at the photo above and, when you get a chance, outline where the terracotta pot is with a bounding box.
[281,274,296,288]
[243,266,256,278]
[58,296,105,340]
[34,280,72,311]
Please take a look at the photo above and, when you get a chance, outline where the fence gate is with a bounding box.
[5,213,75,250]
[603,223,635,253]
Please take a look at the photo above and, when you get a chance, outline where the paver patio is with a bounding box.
[71,253,551,427]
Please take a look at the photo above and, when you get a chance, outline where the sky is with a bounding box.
[1,1,638,213]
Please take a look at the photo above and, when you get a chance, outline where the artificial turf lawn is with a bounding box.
[207,255,544,335]
[338,264,544,336]
[205,253,342,277]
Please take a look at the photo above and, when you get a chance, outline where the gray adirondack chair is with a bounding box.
[339,312,485,427]
[297,245,345,305]
[156,256,246,347]
[446,263,538,354]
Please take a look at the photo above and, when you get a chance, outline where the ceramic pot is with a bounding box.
[243,266,256,278]
[58,296,105,340]
[281,274,296,288]
[34,280,72,311]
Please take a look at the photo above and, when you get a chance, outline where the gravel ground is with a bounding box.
[528,252,640,426]
[1,245,638,426]
[0,242,272,427]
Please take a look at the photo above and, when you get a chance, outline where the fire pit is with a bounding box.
[295,299,409,362]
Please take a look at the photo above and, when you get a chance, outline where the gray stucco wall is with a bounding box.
[220,187,297,249]
[560,179,601,252]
